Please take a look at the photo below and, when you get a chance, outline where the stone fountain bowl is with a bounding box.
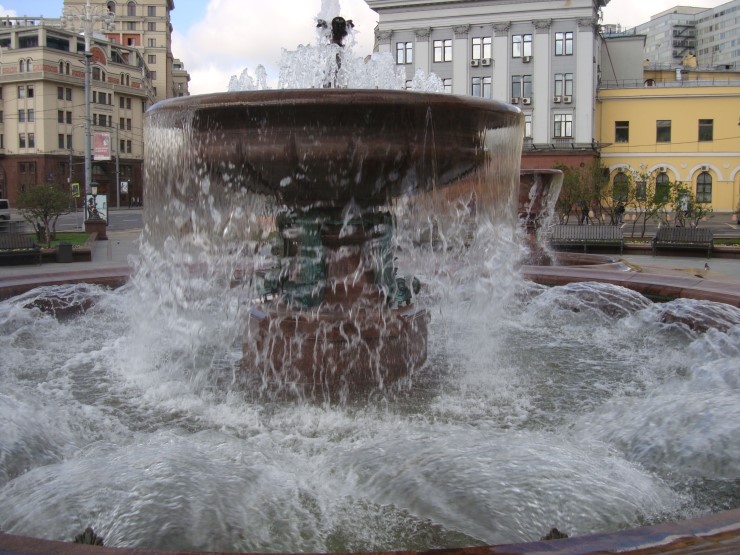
[145,89,522,209]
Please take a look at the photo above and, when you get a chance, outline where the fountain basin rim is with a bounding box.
[147,88,523,117]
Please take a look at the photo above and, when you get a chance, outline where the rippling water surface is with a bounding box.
[1,241,738,552]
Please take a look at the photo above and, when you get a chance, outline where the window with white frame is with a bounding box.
[524,114,532,138]
[696,171,712,203]
[442,78,452,93]
[511,75,532,98]
[553,114,573,138]
[471,76,492,98]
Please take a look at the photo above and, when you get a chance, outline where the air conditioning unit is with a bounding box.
[510,97,520,104]
[522,97,532,105]
[563,95,573,103]
[470,59,480,67]
[523,56,531,63]
[481,58,492,66]
[659,167,666,173]
[701,165,708,171]
[553,96,561,103]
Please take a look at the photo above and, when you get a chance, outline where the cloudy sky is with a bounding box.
[0,0,731,95]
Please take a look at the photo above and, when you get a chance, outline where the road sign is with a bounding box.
[71,183,80,198]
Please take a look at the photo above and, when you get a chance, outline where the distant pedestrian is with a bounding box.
[578,200,590,225]
[615,202,625,224]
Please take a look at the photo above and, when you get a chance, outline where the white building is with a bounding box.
[366,0,609,165]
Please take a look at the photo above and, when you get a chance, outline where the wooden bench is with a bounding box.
[652,227,713,257]
[548,224,624,254]
[0,233,41,265]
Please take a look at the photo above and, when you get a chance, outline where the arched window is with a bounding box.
[59,60,64,73]
[127,1,136,16]
[696,171,712,203]
[107,1,116,14]
[66,62,71,75]
[101,71,106,82]
[613,172,629,202]
[655,172,670,203]
[27,58,32,71]
[19,60,24,72]
[93,67,101,80]
[125,74,130,86]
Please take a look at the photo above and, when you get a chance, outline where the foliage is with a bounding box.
[669,182,713,228]
[625,165,669,238]
[553,159,607,224]
[17,185,72,247]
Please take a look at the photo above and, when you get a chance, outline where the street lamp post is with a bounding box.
[61,1,114,219]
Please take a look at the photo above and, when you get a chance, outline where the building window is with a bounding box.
[472,37,491,60]
[0,111,3,123]
[147,5,156,16]
[511,75,532,99]
[19,133,26,148]
[58,134,65,149]
[67,111,72,124]
[126,140,132,153]
[67,134,72,149]
[66,88,72,101]
[471,77,492,98]
[147,22,156,31]
[696,171,712,203]
[524,114,532,138]
[554,73,573,96]
[655,172,670,202]
[18,110,26,123]
[613,172,629,202]
[442,78,452,93]
[28,109,34,122]
[636,180,646,200]
[555,32,574,56]
[148,54,156,64]
[18,86,26,99]
[58,86,64,100]
[512,34,532,58]
[120,139,125,152]
[107,1,116,14]
[396,42,413,64]
[656,120,671,143]
[148,38,156,47]
[698,119,713,142]
[150,71,157,80]
[615,121,629,143]
[127,1,136,16]
[58,110,64,123]
[553,114,573,138]
[126,21,136,31]
[27,85,34,98]
[126,118,132,131]
[126,97,132,109]
[433,39,452,62]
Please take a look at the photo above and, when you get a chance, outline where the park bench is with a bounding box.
[0,233,41,265]
[652,227,713,257]
[547,224,624,254]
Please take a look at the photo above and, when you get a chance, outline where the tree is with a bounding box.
[17,185,72,247]
[553,160,606,224]
[670,182,713,228]
[626,165,669,238]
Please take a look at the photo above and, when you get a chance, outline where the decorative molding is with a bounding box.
[577,17,597,31]
[492,22,511,37]
[376,29,392,43]
[414,27,432,40]
[533,19,552,33]
[453,24,470,39]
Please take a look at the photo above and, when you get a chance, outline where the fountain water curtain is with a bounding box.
[1,1,739,553]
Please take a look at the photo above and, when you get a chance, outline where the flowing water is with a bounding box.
[1,237,738,551]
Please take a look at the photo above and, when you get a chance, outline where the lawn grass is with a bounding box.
[30,232,90,247]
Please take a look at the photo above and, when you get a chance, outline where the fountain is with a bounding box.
[0,2,738,553]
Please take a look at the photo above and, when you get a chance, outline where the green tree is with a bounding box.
[553,160,606,224]
[17,185,72,247]
[670,182,713,228]
[626,165,669,238]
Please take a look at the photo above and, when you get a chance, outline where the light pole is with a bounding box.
[61,1,114,218]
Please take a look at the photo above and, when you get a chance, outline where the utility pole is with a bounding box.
[115,123,120,208]
[61,1,115,218]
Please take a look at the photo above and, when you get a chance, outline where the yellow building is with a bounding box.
[597,66,740,213]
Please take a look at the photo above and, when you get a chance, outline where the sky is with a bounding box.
[0,0,731,95]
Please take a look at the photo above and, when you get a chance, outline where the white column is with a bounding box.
[575,17,597,145]
[492,22,510,101]
[532,19,552,144]
[375,29,392,55]
[414,28,432,75]
[452,25,470,95]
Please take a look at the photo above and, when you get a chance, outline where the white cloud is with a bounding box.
[173,0,378,95]
[0,5,17,17]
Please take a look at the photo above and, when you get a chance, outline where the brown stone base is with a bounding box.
[84,219,107,240]
[242,303,429,397]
